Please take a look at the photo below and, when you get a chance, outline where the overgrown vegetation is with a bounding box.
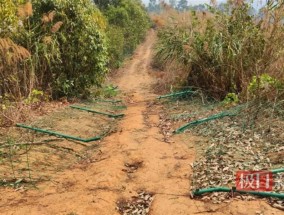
[1,0,108,100]
[0,0,149,99]
[154,1,284,209]
[154,1,284,101]
[95,0,150,68]
[0,0,148,187]
[0,0,149,125]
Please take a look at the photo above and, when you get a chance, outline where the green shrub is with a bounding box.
[1,0,109,99]
[1,0,150,102]
[24,89,47,104]
[222,93,239,106]
[0,0,26,37]
[248,74,284,98]
[98,0,150,68]
[155,2,284,100]
[26,0,109,98]
[106,26,125,68]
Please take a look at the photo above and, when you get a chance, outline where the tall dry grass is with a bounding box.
[0,2,62,126]
[0,2,37,102]
[0,38,33,100]
[153,1,284,101]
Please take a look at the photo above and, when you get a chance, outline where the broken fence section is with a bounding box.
[70,105,125,118]
[16,123,101,143]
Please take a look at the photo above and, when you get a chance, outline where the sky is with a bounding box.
[142,0,213,6]
[141,0,265,8]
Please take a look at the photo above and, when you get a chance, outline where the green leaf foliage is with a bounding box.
[0,0,150,101]
[97,0,150,68]
[29,0,109,98]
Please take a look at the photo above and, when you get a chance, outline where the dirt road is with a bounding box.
[0,30,282,215]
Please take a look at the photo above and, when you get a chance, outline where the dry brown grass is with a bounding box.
[152,10,210,93]
[0,38,31,64]
[1,1,36,101]
[51,21,64,33]
[152,60,188,93]
[18,1,33,19]
[0,38,33,100]
[152,7,213,30]
[153,2,284,100]
[42,11,56,24]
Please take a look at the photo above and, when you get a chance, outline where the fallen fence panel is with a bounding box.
[16,124,101,143]
[70,105,124,118]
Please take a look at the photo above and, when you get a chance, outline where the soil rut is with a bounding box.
[0,30,282,215]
